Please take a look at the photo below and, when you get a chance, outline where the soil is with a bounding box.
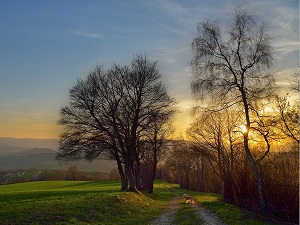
[149,195,227,225]
[192,202,227,225]
[149,196,180,225]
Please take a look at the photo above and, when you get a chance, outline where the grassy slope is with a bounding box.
[0,181,280,225]
[176,189,280,225]
[0,180,175,225]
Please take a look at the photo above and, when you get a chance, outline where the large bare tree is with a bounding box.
[191,6,274,212]
[57,54,176,192]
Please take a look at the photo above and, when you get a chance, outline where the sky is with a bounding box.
[0,0,298,139]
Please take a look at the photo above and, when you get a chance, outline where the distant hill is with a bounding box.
[0,143,28,155]
[17,148,57,156]
[0,147,116,173]
[0,137,58,150]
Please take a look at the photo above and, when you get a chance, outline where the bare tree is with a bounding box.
[290,72,299,94]
[57,65,129,189]
[165,140,193,189]
[187,109,243,203]
[191,6,274,212]
[276,97,299,144]
[275,73,299,144]
[66,165,79,181]
[56,54,175,192]
[109,167,121,180]
[140,118,174,192]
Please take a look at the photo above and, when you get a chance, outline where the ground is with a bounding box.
[149,187,226,225]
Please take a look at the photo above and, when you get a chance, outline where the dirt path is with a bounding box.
[149,194,227,225]
[149,196,180,225]
[192,203,227,225]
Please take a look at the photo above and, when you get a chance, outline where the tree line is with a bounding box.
[160,6,298,223]
[161,103,298,222]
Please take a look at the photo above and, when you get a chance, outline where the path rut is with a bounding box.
[192,203,227,225]
[149,195,227,225]
[149,196,180,225]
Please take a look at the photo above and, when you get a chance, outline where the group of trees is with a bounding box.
[56,55,175,192]
[163,102,298,222]
[160,6,298,223]
[56,5,298,223]
[0,167,109,184]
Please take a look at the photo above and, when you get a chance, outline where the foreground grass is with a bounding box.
[182,190,279,225]
[163,186,279,225]
[0,180,176,225]
[0,180,281,225]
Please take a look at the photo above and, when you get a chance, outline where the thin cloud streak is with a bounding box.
[72,30,105,39]
[274,41,299,54]
[155,0,187,18]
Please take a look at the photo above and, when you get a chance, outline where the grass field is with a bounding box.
[0,180,279,225]
[187,191,279,225]
[164,187,278,225]
[0,180,176,225]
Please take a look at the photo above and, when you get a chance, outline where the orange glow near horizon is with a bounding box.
[0,107,191,140]
[0,117,62,139]
[0,127,62,139]
[0,120,190,140]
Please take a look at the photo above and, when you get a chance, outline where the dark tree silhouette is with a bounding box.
[187,109,244,203]
[275,73,299,144]
[191,6,274,212]
[56,54,175,192]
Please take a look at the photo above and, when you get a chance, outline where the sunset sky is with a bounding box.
[0,0,298,139]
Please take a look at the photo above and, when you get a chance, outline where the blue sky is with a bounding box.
[0,0,298,138]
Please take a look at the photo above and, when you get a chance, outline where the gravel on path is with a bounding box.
[148,196,180,225]
[192,203,227,225]
[149,192,227,225]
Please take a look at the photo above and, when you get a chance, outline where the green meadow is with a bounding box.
[0,180,175,225]
[0,180,278,225]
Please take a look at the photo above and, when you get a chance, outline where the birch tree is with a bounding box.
[190,6,274,212]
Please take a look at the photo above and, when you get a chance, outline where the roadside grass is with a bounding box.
[173,202,204,225]
[0,180,176,225]
[182,191,280,225]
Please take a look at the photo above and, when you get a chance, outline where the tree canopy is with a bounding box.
[56,54,176,192]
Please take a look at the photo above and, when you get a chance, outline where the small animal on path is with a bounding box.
[183,193,195,204]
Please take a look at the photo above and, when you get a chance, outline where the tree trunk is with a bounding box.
[146,148,158,193]
[116,157,128,191]
[223,175,235,203]
[243,135,267,212]
[146,160,157,193]
[126,161,137,192]
[185,166,190,190]
[135,159,142,191]
[241,88,267,213]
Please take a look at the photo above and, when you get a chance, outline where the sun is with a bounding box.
[240,124,248,134]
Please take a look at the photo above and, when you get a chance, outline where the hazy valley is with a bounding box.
[0,137,115,173]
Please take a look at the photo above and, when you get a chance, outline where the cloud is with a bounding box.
[152,0,193,26]
[273,41,299,54]
[156,0,187,17]
[159,23,185,35]
[255,1,299,54]
[72,30,105,39]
